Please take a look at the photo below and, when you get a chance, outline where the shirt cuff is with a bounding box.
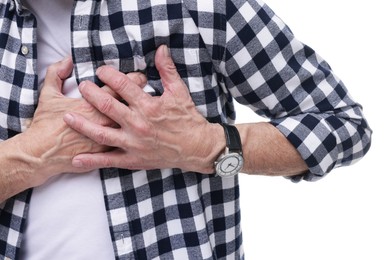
[270,114,339,182]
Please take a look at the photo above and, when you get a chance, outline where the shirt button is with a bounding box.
[21,45,29,55]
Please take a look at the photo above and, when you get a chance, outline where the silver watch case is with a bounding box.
[215,148,244,177]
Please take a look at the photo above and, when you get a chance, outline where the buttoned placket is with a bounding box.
[71,2,135,258]
[10,0,34,59]
[2,2,38,259]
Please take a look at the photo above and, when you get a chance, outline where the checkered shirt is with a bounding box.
[0,0,372,259]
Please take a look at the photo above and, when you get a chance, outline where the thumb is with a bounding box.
[155,45,186,94]
[41,56,74,97]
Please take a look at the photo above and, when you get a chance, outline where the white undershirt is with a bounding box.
[20,0,115,259]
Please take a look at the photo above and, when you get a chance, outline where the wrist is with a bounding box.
[10,133,51,187]
[0,134,43,199]
[205,123,226,172]
[181,122,225,174]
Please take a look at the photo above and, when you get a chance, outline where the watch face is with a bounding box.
[216,153,244,177]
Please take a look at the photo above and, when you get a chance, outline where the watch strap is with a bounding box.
[220,123,242,153]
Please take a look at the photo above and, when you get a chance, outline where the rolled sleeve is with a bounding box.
[221,0,372,181]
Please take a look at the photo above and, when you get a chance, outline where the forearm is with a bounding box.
[235,122,308,176]
[0,135,41,203]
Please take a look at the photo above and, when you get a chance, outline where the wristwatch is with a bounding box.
[215,123,244,177]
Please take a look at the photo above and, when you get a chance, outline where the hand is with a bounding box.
[19,57,126,186]
[64,45,225,173]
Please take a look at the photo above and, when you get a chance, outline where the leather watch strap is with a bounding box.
[220,123,242,153]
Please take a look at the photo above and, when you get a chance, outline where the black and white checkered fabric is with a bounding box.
[0,0,371,259]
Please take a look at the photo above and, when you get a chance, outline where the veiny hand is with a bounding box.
[20,57,143,186]
[64,45,224,174]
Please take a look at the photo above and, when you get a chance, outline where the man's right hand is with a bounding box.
[0,57,146,201]
[14,57,111,186]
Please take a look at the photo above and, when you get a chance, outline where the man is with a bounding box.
[0,0,371,259]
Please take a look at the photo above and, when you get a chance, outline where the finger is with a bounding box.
[96,66,149,106]
[101,85,120,99]
[78,80,132,125]
[101,71,147,99]
[41,56,73,97]
[126,71,147,87]
[155,45,181,85]
[154,45,190,97]
[63,112,124,147]
[72,150,127,170]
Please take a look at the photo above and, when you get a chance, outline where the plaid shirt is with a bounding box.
[0,0,371,259]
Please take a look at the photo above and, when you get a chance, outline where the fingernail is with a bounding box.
[96,67,102,76]
[63,113,74,124]
[79,81,86,92]
[62,55,72,63]
[138,74,147,85]
[162,45,171,57]
[73,159,83,168]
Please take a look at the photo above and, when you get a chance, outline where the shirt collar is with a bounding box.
[12,0,30,16]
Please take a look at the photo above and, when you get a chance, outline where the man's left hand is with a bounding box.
[64,45,224,174]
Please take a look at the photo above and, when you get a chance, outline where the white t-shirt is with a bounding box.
[20,0,115,259]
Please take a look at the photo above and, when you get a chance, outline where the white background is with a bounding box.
[238,0,389,259]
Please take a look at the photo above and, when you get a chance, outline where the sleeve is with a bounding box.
[219,0,372,181]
